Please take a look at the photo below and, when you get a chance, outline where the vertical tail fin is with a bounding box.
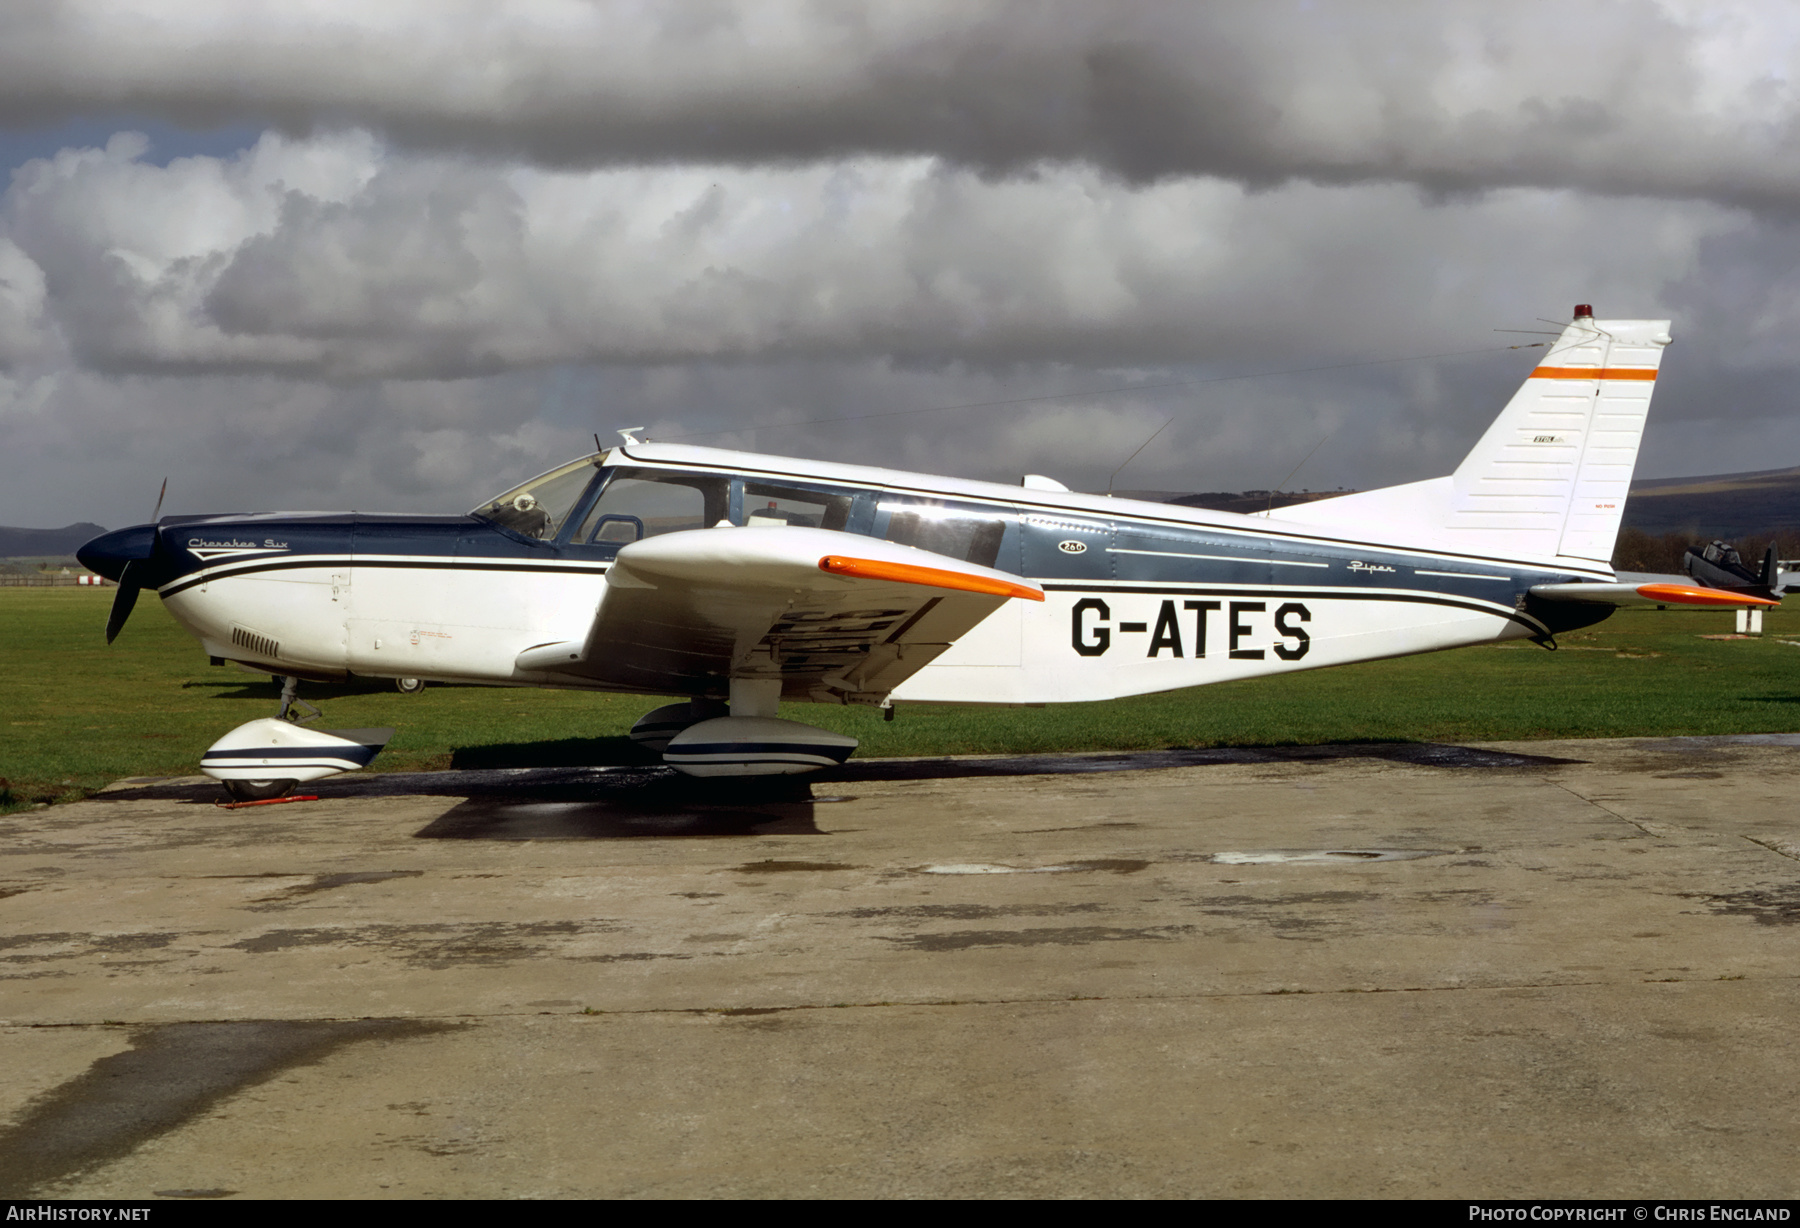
[1450,309,1671,563]
[1267,307,1672,569]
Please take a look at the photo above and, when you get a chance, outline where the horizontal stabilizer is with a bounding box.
[1530,581,1779,609]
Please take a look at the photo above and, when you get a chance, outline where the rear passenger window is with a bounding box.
[882,503,1006,568]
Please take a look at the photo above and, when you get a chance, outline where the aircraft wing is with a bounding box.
[515,526,1043,702]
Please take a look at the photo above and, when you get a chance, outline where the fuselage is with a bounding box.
[82,441,1613,706]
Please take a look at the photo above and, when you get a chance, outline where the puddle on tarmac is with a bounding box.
[416,799,821,840]
[1209,849,1448,865]
[918,860,1149,875]
[919,864,1052,875]
[730,860,862,873]
[410,772,826,840]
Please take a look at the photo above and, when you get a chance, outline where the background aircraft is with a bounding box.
[79,308,1778,799]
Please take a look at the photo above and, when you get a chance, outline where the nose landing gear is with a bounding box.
[275,674,323,725]
[202,676,394,802]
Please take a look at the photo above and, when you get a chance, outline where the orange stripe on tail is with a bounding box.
[1530,366,1657,381]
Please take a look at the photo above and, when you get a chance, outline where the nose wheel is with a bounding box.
[202,678,394,802]
[222,778,298,802]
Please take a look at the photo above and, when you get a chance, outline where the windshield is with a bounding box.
[471,456,602,540]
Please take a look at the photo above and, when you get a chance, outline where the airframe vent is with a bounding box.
[231,625,280,660]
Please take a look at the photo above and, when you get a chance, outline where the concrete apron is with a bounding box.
[0,736,1796,1198]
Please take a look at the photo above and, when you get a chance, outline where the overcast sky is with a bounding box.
[3,1,1799,528]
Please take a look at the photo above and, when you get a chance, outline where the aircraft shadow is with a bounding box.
[413,773,823,841]
[77,742,1580,834]
[824,742,1583,781]
[404,741,1579,841]
[448,737,648,770]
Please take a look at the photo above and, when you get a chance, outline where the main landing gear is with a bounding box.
[630,680,859,777]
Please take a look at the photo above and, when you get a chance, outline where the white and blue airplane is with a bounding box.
[79,308,1776,799]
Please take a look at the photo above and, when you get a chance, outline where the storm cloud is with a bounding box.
[0,131,1739,378]
[2,2,1798,208]
[0,2,1797,528]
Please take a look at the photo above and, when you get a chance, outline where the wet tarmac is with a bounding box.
[1,737,1797,1198]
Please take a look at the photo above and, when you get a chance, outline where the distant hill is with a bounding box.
[1619,466,1800,538]
[1162,490,1349,516]
[1101,490,1350,513]
[1124,465,1797,542]
[0,523,106,558]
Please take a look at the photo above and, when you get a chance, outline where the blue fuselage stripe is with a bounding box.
[147,489,1592,619]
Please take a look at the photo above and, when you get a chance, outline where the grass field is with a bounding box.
[4,587,1798,811]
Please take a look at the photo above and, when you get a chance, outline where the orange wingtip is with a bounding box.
[819,555,1045,601]
[1635,583,1779,608]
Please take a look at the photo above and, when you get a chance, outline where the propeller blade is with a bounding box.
[151,478,167,522]
[105,561,141,644]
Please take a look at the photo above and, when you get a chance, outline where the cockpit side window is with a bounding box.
[572,467,729,546]
[471,457,603,541]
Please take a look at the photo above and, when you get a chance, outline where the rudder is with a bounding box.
[1449,306,1671,564]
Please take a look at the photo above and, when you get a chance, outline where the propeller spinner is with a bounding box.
[78,480,168,643]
